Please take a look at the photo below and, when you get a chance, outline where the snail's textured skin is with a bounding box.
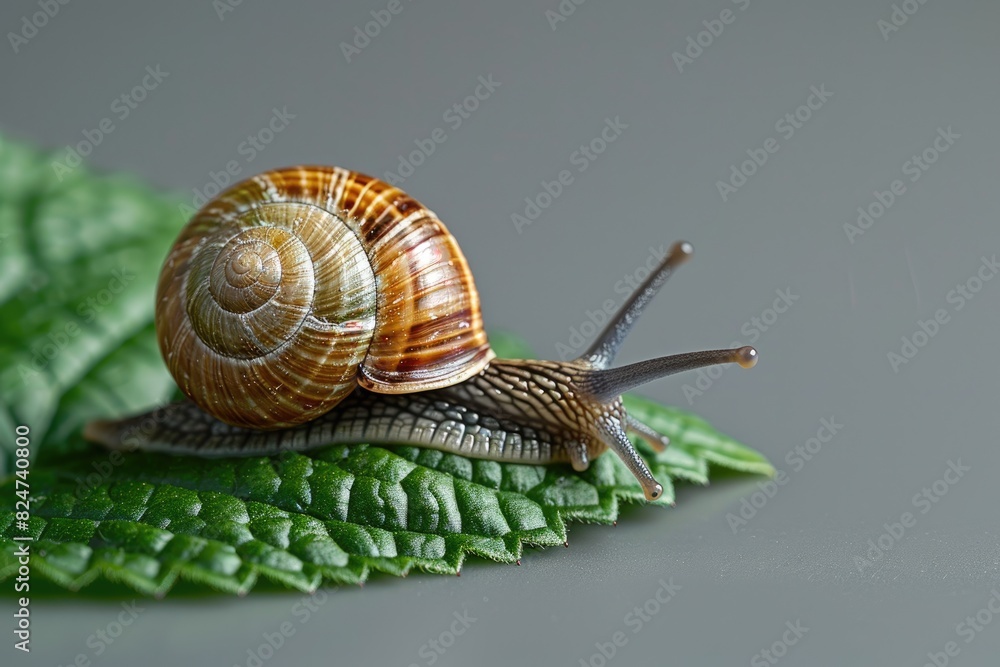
[87,360,622,467]
[157,166,493,430]
[88,165,760,501]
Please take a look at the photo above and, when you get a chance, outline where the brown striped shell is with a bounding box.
[156,166,494,429]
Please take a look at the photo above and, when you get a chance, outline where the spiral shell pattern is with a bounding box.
[156,166,494,429]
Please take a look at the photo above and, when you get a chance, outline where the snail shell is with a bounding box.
[156,166,494,429]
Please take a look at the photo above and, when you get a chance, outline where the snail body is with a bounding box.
[86,166,758,501]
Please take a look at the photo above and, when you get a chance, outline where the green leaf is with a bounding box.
[0,134,773,595]
[0,136,182,463]
[623,395,775,478]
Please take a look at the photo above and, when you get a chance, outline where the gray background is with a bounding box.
[3,0,1000,665]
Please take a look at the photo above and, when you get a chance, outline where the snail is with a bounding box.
[84,166,757,501]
